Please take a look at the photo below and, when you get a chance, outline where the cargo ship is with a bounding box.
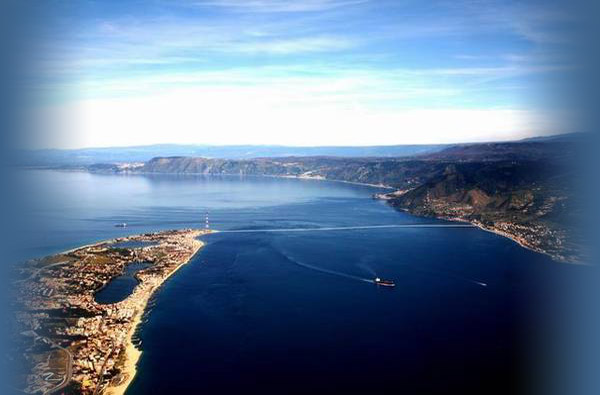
[374,277,395,287]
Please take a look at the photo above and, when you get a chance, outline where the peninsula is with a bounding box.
[15,229,209,394]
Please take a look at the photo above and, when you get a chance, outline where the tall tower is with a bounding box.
[205,211,210,230]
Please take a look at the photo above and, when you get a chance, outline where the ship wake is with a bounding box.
[278,251,374,284]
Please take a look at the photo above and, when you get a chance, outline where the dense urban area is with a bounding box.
[14,229,206,394]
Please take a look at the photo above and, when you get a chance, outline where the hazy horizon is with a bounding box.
[23,0,575,149]
[28,131,572,152]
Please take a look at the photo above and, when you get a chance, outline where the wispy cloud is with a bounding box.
[41,60,570,113]
[37,14,362,74]
[192,0,368,13]
[28,0,576,148]
[232,36,357,54]
[467,1,575,45]
[37,0,572,77]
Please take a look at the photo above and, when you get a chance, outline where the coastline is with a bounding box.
[38,166,571,263]
[276,174,395,189]
[62,238,118,255]
[419,213,575,264]
[20,228,210,394]
[25,167,395,190]
[46,167,568,262]
[67,168,397,190]
[133,170,396,190]
[469,221,576,264]
[106,236,205,395]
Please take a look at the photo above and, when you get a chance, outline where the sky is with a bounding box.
[26,0,575,148]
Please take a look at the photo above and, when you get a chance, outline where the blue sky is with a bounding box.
[29,0,575,148]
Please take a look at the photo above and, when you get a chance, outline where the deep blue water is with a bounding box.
[21,170,586,394]
[95,262,151,304]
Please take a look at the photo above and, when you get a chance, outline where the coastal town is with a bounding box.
[14,229,208,394]
[375,188,576,262]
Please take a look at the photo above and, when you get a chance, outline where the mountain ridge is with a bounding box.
[19,133,581,165]
[33,134,583,262]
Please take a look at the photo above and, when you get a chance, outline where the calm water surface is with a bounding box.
[110,241,157,249]
[22,170,585,394]
[95,262,152,304]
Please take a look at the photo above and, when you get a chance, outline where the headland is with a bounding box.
[15,228,208,394]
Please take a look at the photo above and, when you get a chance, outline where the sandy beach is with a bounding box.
[106,236,205,395]
[105,314,142,395]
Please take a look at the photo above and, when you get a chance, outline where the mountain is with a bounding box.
[517,132,584,143]
[37,133,583,262]
[384,160,578,260]
[20,143,448,166]
[416,141,576,162]
[21,133,582,166]
[111,137,580,262]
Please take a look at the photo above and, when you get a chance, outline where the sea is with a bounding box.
[19,170,586,394]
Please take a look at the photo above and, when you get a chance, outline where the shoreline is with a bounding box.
[33,168,396,190]
[470,221,576,264]
[40,166,571,263]
[133,171,396,190]
[106,236,205,395]
[21,228,210,394]
[276,174,395,189]
[52,166,568,262]
[416,213,576,264]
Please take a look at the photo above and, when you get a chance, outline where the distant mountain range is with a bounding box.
[21,143,448,166]
[20,133,580,166]
[23,132,584,262]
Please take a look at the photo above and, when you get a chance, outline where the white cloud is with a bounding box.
[26,0,575,150]
[32,87,565,149]
[37,18,360,76]
[231,36,356,54]
[47,62,566,105]
[193,0,368,13]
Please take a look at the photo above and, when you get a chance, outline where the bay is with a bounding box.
[21,170,583,394]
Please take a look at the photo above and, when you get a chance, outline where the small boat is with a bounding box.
[374,277,395,287]
[115,223,128,228]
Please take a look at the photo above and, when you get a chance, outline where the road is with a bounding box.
[93,342,117,395]
[16,260,70,284]
[44,339,73,394]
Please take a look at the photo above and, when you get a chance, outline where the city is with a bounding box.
[15,229,208,394]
